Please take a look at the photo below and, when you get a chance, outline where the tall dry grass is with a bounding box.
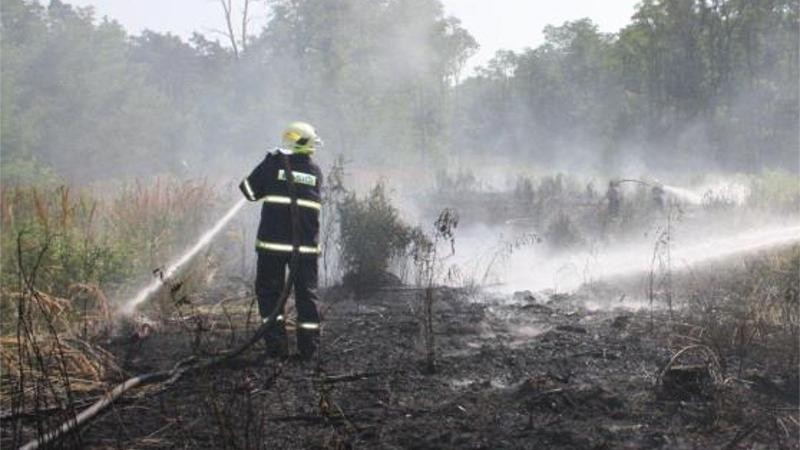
[679,245,800,378]
[1,179,219,304]
[0,178,224,447]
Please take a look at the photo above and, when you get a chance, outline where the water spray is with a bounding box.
[480,224,800,296]
[660,185,704,204]
[120,198,247,315]
[616,178,705,205]
[616,178,652,187]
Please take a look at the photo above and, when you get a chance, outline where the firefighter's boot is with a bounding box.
[296,325,319,361]
[263,318,289,359]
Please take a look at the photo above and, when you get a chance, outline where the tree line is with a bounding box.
[1,0,797,184]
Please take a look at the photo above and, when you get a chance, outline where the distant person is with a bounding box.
[651,184,665,211]
[606,180,621,218]
[239,122,324,361]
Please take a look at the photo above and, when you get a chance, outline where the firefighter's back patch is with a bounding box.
[277,169,317,187]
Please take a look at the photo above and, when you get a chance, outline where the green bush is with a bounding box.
[337,182,422,289]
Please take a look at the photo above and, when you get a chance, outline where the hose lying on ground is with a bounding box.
[19,305,287,450]
[19,158,304,450]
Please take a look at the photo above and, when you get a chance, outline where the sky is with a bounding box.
[67,0,640,73]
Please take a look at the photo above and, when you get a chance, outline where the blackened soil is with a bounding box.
[8,287,799,449]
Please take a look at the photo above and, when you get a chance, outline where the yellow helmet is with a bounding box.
[281,121,322,155]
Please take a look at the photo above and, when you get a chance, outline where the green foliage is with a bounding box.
[457,2,798,171]
[0,0,796,183]
[0,181,219,300]
[1,186,124,295]
[1,0,480,182]
[1,0,186,181]
[337,182,423,287]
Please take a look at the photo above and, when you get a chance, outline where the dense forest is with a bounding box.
[1,0,798,184]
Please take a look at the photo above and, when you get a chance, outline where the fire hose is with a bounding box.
[19,155,304,450]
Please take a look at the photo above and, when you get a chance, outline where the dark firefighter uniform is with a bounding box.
[606,181,620,218]
[239,148,323,359]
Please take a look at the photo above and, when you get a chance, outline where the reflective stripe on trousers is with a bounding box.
[262,316,318,330]
[256,240,321,254]
[296,321,320,331]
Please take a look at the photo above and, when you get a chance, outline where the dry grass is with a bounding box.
[0,285,121,425]
[676,245,800,378]
[1,180,219,293]
[0,336,120,403]
[0,178,225,445]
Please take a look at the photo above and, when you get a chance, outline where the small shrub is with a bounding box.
[337,182,422,290]
[410,208,458,374]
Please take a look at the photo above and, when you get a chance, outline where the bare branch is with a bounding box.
[241,0,250,53]
[219,0,239,58]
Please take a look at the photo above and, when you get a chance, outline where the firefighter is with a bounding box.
[651,184,665,211]
[239,122,324,360]
[606,180,621,219]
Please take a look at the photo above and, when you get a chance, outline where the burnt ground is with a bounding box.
[7,284,800,449]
